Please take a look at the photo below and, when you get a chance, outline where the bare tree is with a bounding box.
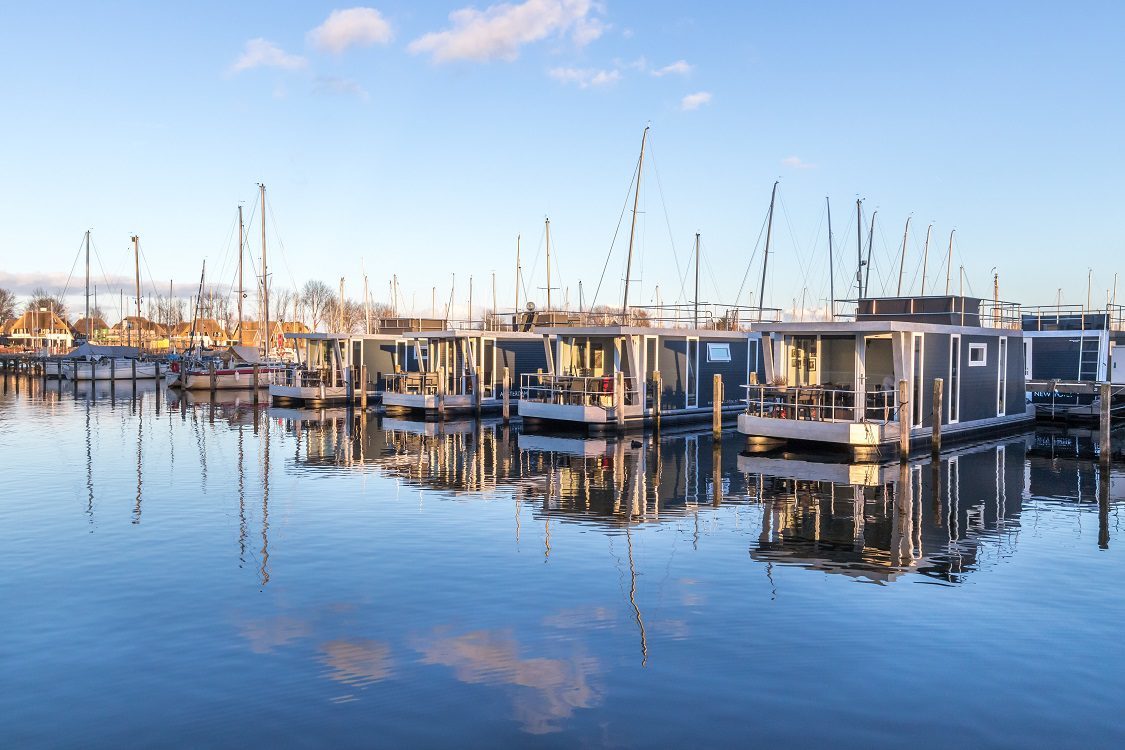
[26,288,67,319]
[0,288,16,320]
[301,280,334,331]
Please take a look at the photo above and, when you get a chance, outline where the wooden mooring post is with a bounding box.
[209,362,217,396]
[898,379,910,460]
[615,370,625,433]
[131,359,137,388]
[252,364,259,403]
[653,370,662,432]
[438,366,447,421]
[474,365,483,419]
[360,364,368,409]
[502,366,510,424]
[932,378,943,458]
[712,374,723,440]
[1100,382,1112,466]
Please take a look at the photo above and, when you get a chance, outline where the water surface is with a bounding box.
[2,375,1123,747]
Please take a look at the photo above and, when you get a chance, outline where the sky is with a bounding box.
[1,0,1123,321]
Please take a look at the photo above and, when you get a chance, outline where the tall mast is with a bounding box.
[896,216,911,296]
[84,230,90,332]
[491,271,497,328]
[363,272,371,334]
[758,181,778,321]
[187,261,205,356]
[920,224,932,295]
[826,197,834,317]
[514,234,521,315]
[132,235,141,347]
[260,183,268,357]
[338,277,345,332]
[468,275,474,325]
[945,230,955,295]
[545,218,552,313]
[863,211,876,298]
[856,199,863,298]
[693,232,701,327]
[237,205,244,341]
[622,126,649,322]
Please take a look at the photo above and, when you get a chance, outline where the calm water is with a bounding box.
[2,375,1124,748]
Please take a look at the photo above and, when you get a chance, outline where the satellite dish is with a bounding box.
[526,302,536,312]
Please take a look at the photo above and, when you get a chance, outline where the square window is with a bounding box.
[707,343,732,362]
[968,343,987,367]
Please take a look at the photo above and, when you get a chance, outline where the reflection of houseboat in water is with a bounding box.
[739,296,1034,460]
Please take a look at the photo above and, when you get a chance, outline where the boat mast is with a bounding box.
[758,181,778,321]
[237,205,244,342]
[132,235,141,348]
[545,218,552,313]
[187,262,205,356]
[338,277,345,332]
[364,272,371,334]
[945,230,955,295]
[260,183,268,357]
[826,197,834,318]
[84,230,90,334]
[694,232,701,327]
[920,223,932,295]
[896,217,911,296]
[863,211,876,298]
[622,126,649,323]
[514,234,521,316]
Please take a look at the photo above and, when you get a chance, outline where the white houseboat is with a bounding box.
[518,325,766,434]
[382,330,546,418]
[737,296,1033,459]
[269,333,356,406]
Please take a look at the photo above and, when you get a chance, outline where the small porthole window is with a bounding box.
[968,343,987,367]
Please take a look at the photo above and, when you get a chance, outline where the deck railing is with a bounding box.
[1020,304,1125,332]
[383,371,495,398]
[520,373,639,408]
[743,384,899,423]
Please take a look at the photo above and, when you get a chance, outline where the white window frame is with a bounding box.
[706,342,732,363]
[968,342,987,367]
[997,337,1008,417]
[911,333,925,427]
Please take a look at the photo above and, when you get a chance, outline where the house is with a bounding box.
[72,316,112,342]
[2,309,73,352]
[169,318,228,351]
[106,316,168,350]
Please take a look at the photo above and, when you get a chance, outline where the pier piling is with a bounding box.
[932,378,943,458]
[360,364,368,410]
[252,364,259,403]
[653,371,662,432]
[474,365,483,419]
[898,379,910,459]
[209,363,216,396]
[1100,382,1111,465]
[615,371,625,433]
[502,367,510,424]
[712,374,723,440]
[131,359,137,387]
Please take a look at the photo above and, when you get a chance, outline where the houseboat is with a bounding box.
[1021,304,1125,419]
[382,330,546,418]
[168,345,285,390]
[517,325,766,433]
[737,295,1033,459]
[268,332,357,406]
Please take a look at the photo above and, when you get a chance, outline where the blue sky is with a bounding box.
[1,1,1122,319]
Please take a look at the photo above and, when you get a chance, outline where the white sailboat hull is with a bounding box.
[63,359,160,381]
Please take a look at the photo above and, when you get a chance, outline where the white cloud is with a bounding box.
[314,75,371,100]
[782,155,816,169]
[680,91,712,111]
[652,59,691,77]
[229,38,308,73]
[308,7,394,54]
[409,0,606,63]
[548,66,620,88]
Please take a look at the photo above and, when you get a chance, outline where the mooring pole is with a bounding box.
[898,378,910,460]
[1100,382,1111,465]
[502,366,510,424]
[713,374,723,439]
[252,363,260,404]
[360,364,368,410]
[474,365,483,419]
[932,378,943,458]
[615,370,626,433]
[653,370,662,432]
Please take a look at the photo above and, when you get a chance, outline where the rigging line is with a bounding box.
[590,156,640,310]
[57,233,87,304]
[208,210,240,304]
[521,224,546,304]
[89,239,117,310]
[778,192,814,303]
[874,215,897,296]
[953,234,976,297]
[733,205,771,307]
[646,140,686,305]
[266,197,303,304]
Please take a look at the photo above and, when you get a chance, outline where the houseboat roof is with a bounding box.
[403,329,543,341]
[750,319,1021,335]
[284,332,351,341]
[536,325,754,339]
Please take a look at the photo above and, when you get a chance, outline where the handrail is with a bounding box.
[520,372,639,407]
[742,384,899,423]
